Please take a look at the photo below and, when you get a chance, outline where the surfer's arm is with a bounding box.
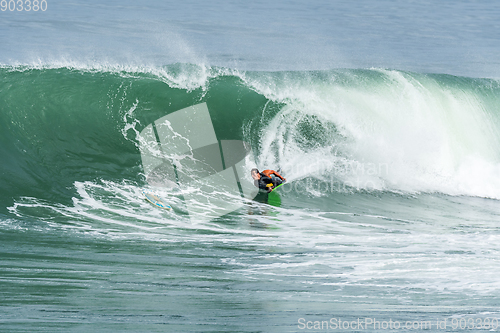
[262,169,286,181]
[272,171,286,181]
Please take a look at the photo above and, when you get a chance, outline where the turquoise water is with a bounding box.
[2,1,500,332]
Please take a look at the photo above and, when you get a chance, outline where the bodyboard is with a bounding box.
[143,190,172,210]
[267,182,288,207]
[269,182,286,193]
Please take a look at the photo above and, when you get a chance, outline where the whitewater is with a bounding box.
[2,1,500,332]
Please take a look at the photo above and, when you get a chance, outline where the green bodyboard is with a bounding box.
[269,182,286,193]
[267,182,288,207]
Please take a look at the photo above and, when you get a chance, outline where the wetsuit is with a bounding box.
[254,170,286,192]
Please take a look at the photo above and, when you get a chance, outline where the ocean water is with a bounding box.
[2,1,500,332]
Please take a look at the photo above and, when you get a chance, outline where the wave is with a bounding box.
[2,63,500,213]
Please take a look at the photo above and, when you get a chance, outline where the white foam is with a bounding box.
[244,69,500,198]
[0,60,228,92]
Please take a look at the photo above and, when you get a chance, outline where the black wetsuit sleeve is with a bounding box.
[255,179,268,190]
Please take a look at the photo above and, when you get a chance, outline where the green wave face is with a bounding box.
[2,64,500,213]
[0,65,276,209]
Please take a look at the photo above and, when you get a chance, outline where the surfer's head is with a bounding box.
[251,168,260,180]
